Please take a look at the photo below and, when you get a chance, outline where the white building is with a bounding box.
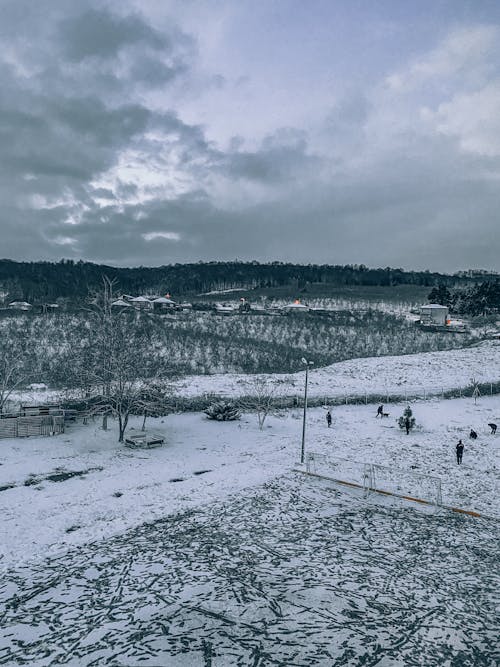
[419,304,449,326]
[8,301,32,311]
[152,296,176,311]
[281,300,309,315]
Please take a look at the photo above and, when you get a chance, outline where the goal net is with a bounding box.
[367,463,442,507]
[305,452,442,508]
[305,453,373,493]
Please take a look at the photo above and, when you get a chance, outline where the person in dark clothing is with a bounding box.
[376,405,384,418]
[405,417,411,435]
[488,423,497,435]
[326,411,332,428]
[469,429,478,440]
[456,439,464,464]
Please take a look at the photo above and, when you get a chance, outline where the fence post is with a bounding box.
[365,391,367,405]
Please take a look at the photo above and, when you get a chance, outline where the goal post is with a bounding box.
[304,452,442,508]
[368,463,442,508]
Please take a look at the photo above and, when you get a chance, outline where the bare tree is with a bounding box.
[0,351,26,414]
[239,376,289,430]
[75,277,168,442]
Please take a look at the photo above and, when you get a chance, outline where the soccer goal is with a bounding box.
[305,452,442,509]
[366,463,442,508]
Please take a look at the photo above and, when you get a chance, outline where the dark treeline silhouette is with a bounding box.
[428,280,500,315]
[0,258,495,303]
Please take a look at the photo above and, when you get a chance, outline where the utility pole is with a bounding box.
[300,358,313,464]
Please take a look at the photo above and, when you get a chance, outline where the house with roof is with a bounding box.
[128,296,153,310]
[8,301,32,311]
[281,299,309,315]
[419,304,449,327]
[152,296,176,311]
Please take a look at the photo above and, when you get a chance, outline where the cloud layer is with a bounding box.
[0,0,499,271]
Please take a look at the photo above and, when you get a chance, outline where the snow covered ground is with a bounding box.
[1,396,498,571]
[1,344,499,665]
[0,473,498,666]
[8,339,500,410]
[172,339,500,399]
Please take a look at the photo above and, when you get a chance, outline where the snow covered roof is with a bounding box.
[129,296,151,302]
[152,297,175,304]
[111,299,132,307]
[282,302,309,310]
[9,301,31,307]
[421,304,448,309]
[215,303,236,311]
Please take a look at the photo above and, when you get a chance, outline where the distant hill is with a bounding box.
[0,258,495,303]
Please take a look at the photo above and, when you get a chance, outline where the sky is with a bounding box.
[1,0,499,272]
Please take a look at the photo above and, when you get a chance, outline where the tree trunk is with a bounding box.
[118,413,129,442]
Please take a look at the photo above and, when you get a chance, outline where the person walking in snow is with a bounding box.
[326,411,332,428]
[376,405,384,418]
[404,416,411,435]
[488,422,497,435]
[469,429,478,440]
[456,439,464,465]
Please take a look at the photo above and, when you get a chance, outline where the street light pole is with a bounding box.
[300,358,313,464]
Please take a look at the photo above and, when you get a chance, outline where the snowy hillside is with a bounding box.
[173,339,500,399]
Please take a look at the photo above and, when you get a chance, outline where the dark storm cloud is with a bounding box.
[0,0,499,272]
[59,8,167,62]
[225,129,322,184]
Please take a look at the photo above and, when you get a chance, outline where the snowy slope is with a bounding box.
[173,339,500,399]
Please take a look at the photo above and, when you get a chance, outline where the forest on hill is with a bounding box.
[0,259,494,304]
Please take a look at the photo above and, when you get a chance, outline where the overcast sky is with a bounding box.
[1,0,499,272]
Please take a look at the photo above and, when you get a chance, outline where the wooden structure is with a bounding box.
[0,411,65,439]
[124,430,165,449]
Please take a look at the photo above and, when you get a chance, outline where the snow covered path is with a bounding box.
[0,475,498,666]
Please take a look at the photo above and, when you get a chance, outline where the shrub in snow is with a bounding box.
[205,401,241,421]
[398,406,416,433]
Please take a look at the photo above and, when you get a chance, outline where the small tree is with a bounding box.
[398,405,416,433]
[138,381,174,431]
[0,331,30,414]
[0,352,26,414]
[470,377,481,404]
[239,376,287,430]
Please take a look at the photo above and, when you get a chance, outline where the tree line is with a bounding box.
[0,258,493,304]
[428,281,500,316]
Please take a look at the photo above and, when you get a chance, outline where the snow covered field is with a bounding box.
[1,345,499,665]
[172,339,500,399]
[0,473,498,665]
[8,339,500,410]
[1,396,499,572]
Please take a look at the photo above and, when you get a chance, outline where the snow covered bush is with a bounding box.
[205,401,241,421]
